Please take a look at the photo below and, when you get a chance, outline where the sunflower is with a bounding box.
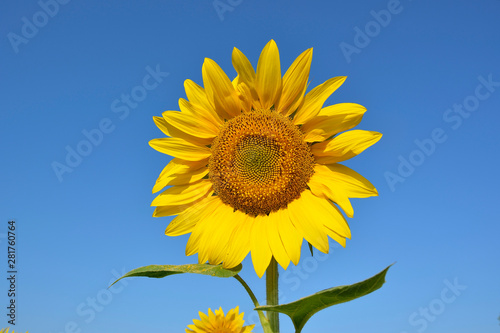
[150,40,381,277]
[0,328,28,333]
[186,307,254,333]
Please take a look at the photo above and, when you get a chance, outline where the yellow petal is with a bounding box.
[223,212,253,268]
[296,190,351,246]
[164,195,219,236]
[153,193,211,218]
[202,58,241,119]
[151,180,213,207]
[156,167,208,190]
[153,158,208,193]
[154,205,182,218]
[149,137,211,161]
[178,97,223,128]
[255,40,282,110]
[232,47,256,89]
[278,209,302,266]
[232,75,239,89]
[302,103,367,142]
[251,215,273,278]
[308,171,354,218]
[312,130,382,164]
[323,227,347,248]
[200,310,212,327]
[236,82,253,113]
[199,203,239,265]
[293,76,346,125]
[185,198,225,256]
[285,81,308,119]
[278,48,313,116]
[317,164,378,198]
[266,210,290,270]
[305,190,351,239]
[287,190,330,253]
[184,80,222,124]
[197,215,225,264]
[152,116,213,146]
[242,325,255,333]
[152,116,171,137]
[162,111,219,139]
[186,232,202,257]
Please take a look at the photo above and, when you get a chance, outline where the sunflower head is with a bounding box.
[150,40,381,277]
[186,306,254,333]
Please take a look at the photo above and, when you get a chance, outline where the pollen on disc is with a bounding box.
[209,109,314,216]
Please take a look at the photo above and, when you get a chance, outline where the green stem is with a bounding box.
[266,257,279,332]
[234,274,260,307]
[233,274,273,333]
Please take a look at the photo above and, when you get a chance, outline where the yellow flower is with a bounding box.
[186,307,254,333]
[150,40,381,277]
[0,328,28,333]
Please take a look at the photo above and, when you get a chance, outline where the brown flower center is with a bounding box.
[209,110,314,216]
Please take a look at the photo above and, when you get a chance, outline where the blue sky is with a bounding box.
[1,0,499,332]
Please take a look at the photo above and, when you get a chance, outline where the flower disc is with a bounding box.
[209,109,314,216]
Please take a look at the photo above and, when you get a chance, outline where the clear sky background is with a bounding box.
[1,0,499,332]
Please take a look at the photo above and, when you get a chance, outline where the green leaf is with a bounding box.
[256,264,392,333]
[308,242,314,256]
[110,263,242,287]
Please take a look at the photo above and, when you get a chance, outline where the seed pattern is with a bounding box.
[209,109,314,216]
